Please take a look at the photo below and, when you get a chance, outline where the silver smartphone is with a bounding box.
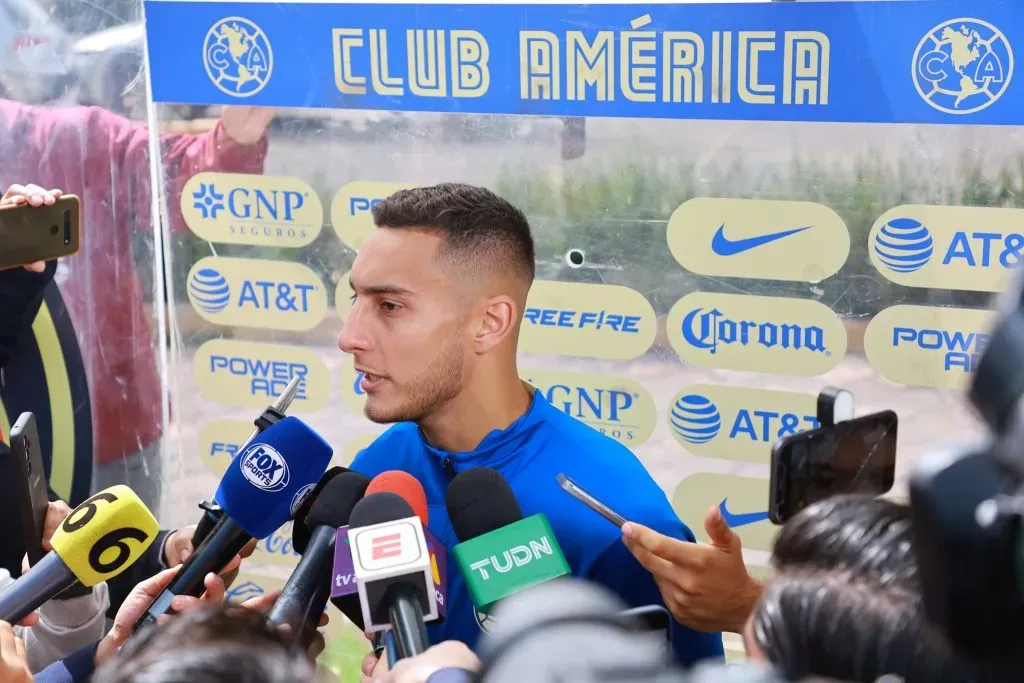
[621,605,672,657]
[557,473,627,528]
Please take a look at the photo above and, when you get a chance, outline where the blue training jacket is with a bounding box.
[350,388,725,667]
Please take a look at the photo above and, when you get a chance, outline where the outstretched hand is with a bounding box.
[621,504,762,633]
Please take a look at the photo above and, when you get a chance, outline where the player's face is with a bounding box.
[339,228,469,424]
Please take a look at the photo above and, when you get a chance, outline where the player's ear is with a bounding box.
[474,294,518,353]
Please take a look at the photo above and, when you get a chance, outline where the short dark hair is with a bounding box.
[752,571,972,683]
[372,183,535,283]
[92,604,319,683]
[771,494,917,591]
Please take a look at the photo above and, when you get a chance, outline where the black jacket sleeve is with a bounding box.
[0,260,57,369]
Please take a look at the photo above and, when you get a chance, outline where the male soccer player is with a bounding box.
[342,183,725,668]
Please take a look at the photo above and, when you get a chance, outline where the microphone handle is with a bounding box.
[132,515,252,633]
[266,525,337,638]
[0,553,78,624]
[387,584,430,660]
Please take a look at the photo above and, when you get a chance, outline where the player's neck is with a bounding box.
[419,365,532,454]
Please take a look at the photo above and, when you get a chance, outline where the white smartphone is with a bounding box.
[557,473,627,528]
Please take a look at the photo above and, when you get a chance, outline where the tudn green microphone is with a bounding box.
[446,468,570,612]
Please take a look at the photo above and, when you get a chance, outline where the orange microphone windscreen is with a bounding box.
[365,470,429,526]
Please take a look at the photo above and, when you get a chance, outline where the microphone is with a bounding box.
[446,467,570,612]
[0,485,159,624]
[266,471,370,641]
[133,416,332,632]
[190,375,304,549]
[348,491,438,659]
[330,472,448,631]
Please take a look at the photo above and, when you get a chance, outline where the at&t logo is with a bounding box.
[912,18,1012,115]
[203,17,273,97]
[239,444,291,492]
[670,395,721,445]
[188,267,231,314]
[873,218,934,274]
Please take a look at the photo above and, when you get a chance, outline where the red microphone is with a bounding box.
[365,470,429,527]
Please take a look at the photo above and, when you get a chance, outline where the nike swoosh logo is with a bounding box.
[711,224,812,256]
[718,498,769,528]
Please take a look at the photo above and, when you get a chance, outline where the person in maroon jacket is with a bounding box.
[0,101,274,517]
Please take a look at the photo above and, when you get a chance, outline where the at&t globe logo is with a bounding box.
[670,395,721,445]
[203,17,273,97]
[873,218,934,274]
[188,267,231,314]
[912,18,1013,115]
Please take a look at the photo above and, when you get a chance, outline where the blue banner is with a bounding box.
[144,0,1020,125]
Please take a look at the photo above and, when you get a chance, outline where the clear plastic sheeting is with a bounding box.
[0,0,1013,675]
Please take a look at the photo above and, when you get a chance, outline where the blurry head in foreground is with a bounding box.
[743,494,971,683]
[339,183,535,427]
[92,604,327,683]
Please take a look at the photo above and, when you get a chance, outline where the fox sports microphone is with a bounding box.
[348,491,437,659]
[267,471,370,642]
[133,416,332,632]
[446,467,570,612]
[0,485,160,624]
[331,471,448,634]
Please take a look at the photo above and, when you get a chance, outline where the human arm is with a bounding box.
[591,525,726,667]
[621,505,764,635]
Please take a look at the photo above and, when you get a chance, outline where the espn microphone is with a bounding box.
[331,471,448,631]
[133,416,332,632]
[446,467,570,612]
[348,491,436,659]
[0,485,160,624]
[266,471,370,642]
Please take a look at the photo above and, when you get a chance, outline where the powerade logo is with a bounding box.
[667,293,846,376]
[681,308,828,355]
[869,206,1024,293]
[239,443,290,492]
[670,392,818,450]
[331,181,416,250]
[188,268,231,313]
[864,305,995,390]
[892,326,989,373]
[182,173,323,248]
[194,339,330,410]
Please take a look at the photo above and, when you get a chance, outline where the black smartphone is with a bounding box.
[557,473,627,528]
[768,410,898,525]
[620,605,672,657]
[8,412,49,567]
[0,195,81,270]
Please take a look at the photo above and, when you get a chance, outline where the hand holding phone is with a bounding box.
[0,185,79,272]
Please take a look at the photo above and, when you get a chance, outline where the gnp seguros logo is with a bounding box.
[194,339,330,411]
[239,443,291,492]
[186,256,328,332]
[667,292,847,376]
[864,304,995,390]
[673,474,776,552]
[669,384,819,463]
[182,173,323,248]
[203,17,273,97]
[339,356,656,446]
[666,197,850,282]
[521,281,656,361]
[332,181,418,250]
[912,18,1012,115]
[870,205,1024,293]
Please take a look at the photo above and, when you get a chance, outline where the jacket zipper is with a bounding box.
[443,456,455,477]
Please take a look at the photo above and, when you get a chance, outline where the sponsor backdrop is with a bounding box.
[143,0,1016,676]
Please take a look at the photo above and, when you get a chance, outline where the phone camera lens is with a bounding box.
[49,225,58,235]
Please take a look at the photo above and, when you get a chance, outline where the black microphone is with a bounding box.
[266,471,370,643]
[348,492,436,660]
